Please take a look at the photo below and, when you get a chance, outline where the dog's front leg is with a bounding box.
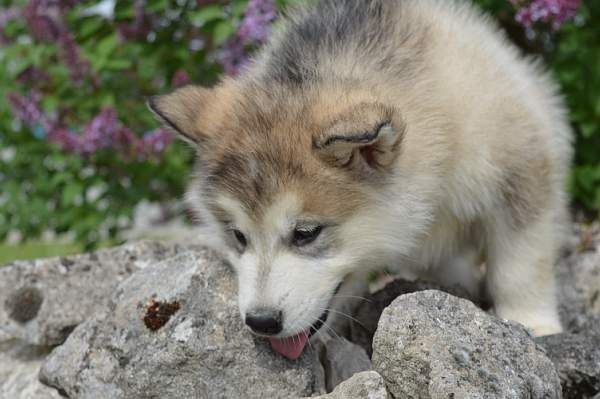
[485,212,563,336]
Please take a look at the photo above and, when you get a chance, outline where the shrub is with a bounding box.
[0,0,597,249]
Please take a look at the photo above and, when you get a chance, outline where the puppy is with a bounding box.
[150,0,572,359]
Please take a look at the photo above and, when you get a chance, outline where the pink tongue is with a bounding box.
[268,331,309,360]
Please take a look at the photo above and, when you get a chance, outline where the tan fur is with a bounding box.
[151,0,572,337]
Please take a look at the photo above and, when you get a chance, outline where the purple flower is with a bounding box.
[117,0,156,41]
[216,0,277,75]
[58,33,90,82]
[7,91,53,132]
[22,0,61,42]
[238,0,277,43]
[217,38,250,75]
[79,108,120,154]
[142,129,174,156]
[511,0,581,29]
[47,127,81,153]
[17,66,51,86]
[171,69,192,88]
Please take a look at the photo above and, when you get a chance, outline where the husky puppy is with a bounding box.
[150,0,572,359]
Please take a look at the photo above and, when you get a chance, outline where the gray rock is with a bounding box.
[372,290,562,399]
[39,248,314,399]
[0,339,62,399]
[0,240,196,346]
[350,279,480,357]
[537,332,600,398]
[312,335,372,393]
[557,222,600,331]
[309,371,389,399]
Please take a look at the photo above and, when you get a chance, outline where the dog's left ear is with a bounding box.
[314,103,406,173]
[147,84,215,145]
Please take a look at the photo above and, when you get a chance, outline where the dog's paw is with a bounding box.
[527,322,563,337]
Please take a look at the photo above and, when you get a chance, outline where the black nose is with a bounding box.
[245,308,283,335]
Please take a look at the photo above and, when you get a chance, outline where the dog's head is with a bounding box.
[149,79,437,358]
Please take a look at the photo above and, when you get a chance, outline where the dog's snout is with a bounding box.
[245,308,283,335]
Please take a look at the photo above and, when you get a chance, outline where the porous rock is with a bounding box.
[309,371,389,399]
[39,248,314,399]
[312,335,372,393]
[372,290,562,399]
[557,222,600,332]
[537,332,600,398]
[350,279,479,357]
[0,339,61,399]
[0,241,195,346]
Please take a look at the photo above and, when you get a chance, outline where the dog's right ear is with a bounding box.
[147,85,213,145]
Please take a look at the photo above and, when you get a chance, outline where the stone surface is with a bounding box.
[39,248,314,399]
[557,222,600,332]
[312,335,372,393]
[309,371,389,399]
[537,332,600,398]
[372,290,562,399]
[350,279,479,357]
[0,340,61,399]
[0,240,197,346]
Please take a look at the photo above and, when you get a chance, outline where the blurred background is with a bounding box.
[0,0,598,263]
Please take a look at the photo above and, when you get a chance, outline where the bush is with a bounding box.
[0,0,597,249]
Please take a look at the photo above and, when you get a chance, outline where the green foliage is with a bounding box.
[549,2,600,212]
[0,0,247,247]
[0,0,598,253]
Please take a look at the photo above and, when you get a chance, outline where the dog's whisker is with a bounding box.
[315,307,367,329]
[331,294,372,303]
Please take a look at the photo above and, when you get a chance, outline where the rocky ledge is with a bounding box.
[1,223,599,398]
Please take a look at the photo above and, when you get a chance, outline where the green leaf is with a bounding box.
[212,21,237,46]
[190,5,225,26]
[62,183,83,206]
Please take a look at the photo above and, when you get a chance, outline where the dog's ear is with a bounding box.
[314,103,406,174]
[147,85,214,145]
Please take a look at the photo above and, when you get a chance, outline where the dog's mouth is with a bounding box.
[268,283,341,360]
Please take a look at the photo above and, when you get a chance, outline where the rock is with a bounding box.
[0,240,198,346]
[0,339,62,399]
[309,371,389,399]
[557,222,600,332]
[350,279,480,357]
[372,290,561,399]
[537,332,600,398]
[39,248,314,399]
[312,335,372,393]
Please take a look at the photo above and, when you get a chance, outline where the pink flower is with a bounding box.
[171,69,192,88]
[7,91,53,132]
[512,0,581,29]
[217,0,277,75]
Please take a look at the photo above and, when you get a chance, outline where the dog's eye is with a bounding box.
[232,229,247,248]
[292,226,323,247]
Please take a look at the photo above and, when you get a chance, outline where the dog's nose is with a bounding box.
[245,308,283,335]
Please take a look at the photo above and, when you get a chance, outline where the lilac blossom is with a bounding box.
[17,66,51,86]
[6,91,53,132]
[217,38,251,75]
[171,69,192,88]
[58,32,91,82]
[117,0,151,41]
[238,0,277,43]
[22,0,90,82]
[217,0,277,75]
[79,108,120,154]
[510,0,581,29]
[22,0,61,42]
[141,129,174,156]
[7,96,173,160]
